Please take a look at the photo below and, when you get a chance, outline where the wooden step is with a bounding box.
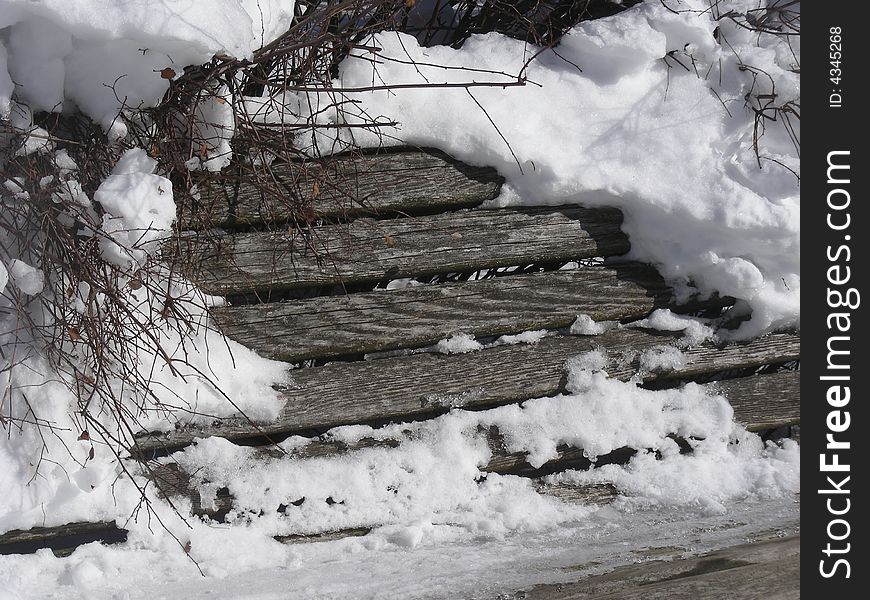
[146,371,798,533]
[171,206,630,296]
[133,330,800,455]
[0,522,127,557]
[211,263,679,362]
[177,149,503,229]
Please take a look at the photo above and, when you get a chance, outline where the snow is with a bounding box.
[292,0,799,339]
[0,0,296,130]
[569,314,609,336]
[94,148,175,269]
[631,308,716,346]
[434,332,483,354]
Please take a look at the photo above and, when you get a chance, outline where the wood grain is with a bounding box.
[211,264,675,362]
[713,370,800,431]
[177,149,503,229]
[132,330,800,456]
[171,206,630,296]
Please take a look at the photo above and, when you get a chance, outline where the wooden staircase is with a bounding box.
[1,148,800,598]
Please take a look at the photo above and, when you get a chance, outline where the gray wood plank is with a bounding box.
[211,264,675,362]
[512,535,800,600]
[177,149,503,229]
[171,207,629,296]
[713,371,800,432]
[133,332,800,455]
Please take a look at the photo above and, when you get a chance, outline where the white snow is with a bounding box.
[631,308,716,346]
[0,0,296,131]
[94,148,175,269]
[434,332,483,354]
[569,314,609,336]
[290,0,799,339]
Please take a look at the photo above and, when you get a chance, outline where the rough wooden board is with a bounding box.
[211,264,675,362]
[712,371,800,432]
[133,331,799,455]
[0,521,127,556]
[171,206,630,296]
[177,149,503,229]
[510,534,800,599]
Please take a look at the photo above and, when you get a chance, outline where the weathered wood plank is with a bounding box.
[212,264,676,362]
[133,332,800,455]
[177,149,503,229]
[713,371,800,432]
[171,207,630,296]
[511,535,800,600]
[0,522,127,556]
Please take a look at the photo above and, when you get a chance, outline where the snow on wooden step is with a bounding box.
[170,206,630,296]
[177,149,503,229]
[210,263,676,362]
[132,332,800,456]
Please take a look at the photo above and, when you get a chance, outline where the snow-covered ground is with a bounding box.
[1,1,799,597]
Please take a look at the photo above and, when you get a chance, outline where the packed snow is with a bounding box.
[2,0,800,598]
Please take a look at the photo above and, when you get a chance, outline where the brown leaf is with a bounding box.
[183,541,192,554]
[78,430,90,441]
[406,0,416,7]
[88,446,95,460]
[384,235,395,248]
[311,182,320,198]
[68,327,81,342]
[127,278,143,290]
[199,143,208,158]
[215,97,226,104]
[160,67,176,80]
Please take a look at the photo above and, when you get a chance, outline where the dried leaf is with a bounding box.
[160,67,176,80]
[88,446,95,460]
[406,0,416,7]
[78,430,90,441]
[183,541,192,554]
[311,182,320,198]
[384,235,395,248]
[68,327,81,342]
[215,97,226,105]
[127,278,143,291]
[199,143,208,158]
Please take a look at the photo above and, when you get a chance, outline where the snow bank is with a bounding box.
[294,0,800,338]
[0,1,295,131]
